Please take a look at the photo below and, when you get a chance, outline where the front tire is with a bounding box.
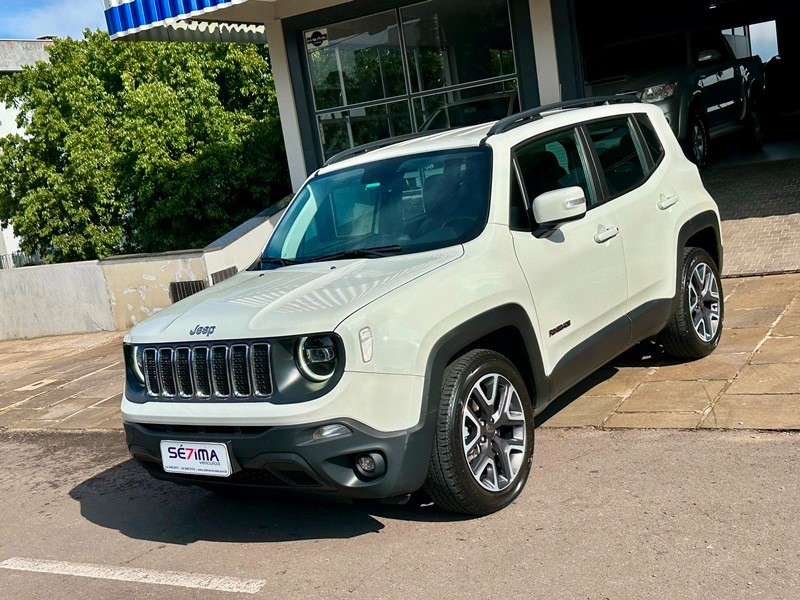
[424,349,534,515]
[658,247,724,359]
[742,96,765,152]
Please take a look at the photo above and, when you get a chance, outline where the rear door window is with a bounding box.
[586,117,649,198]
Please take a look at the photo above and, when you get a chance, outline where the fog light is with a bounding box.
[357,455,375,472]
[354,452,386,479]
[312,423,351,441]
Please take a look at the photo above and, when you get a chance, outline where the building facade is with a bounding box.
[0,39,51,263]
[102,0,796,191]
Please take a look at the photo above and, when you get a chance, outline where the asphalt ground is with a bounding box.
[1,428,799,599]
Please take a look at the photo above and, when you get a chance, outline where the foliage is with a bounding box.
[0,30,290,262]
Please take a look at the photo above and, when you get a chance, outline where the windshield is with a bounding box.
[262,148,491,266]
[587,33,688,83]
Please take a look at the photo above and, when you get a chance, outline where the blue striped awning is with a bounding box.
[103,0,252,40]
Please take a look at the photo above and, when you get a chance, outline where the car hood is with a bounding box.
[127,247,463,344]
[588,66,690,96]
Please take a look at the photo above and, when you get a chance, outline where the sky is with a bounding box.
[750,20,779,63]
[0,0,106,40]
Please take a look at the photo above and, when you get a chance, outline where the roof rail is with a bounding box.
[323,130,441,166]
[484,95,641,138]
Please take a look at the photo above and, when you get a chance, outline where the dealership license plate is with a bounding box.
[160,440,232,477]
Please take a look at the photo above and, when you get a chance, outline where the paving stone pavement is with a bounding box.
[0,274,798,433]
[703,158,800,277]
[0,332,125,431]
[538,273,800,431]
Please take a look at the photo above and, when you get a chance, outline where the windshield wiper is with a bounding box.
[261,256,304,268]
[305,245,404,263]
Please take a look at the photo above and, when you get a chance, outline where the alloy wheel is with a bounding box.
[461,373,526,492]
[688,261,720,342]
[692,122,706,163]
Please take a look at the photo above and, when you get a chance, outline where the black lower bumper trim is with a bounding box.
[124,415,436,499]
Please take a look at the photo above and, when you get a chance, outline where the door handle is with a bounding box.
[594,225,619,244]
[658,194,679,210]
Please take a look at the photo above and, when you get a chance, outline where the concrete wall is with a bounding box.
[100,253,208,331]
[0,262,115,340]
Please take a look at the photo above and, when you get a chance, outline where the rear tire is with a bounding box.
[424,349,534,515]
[684,111,709,169]
[658,247,723,359]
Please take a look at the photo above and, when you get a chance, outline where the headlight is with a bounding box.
[296,335,338,382]
[641,83,677,103]
[127,345,145,384]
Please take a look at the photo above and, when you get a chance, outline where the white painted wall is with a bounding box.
[0,226,20,257]
[528,0,561,105]
[0,101,19,137]
[265,20,309,192]
[0,101,22,258]
[204,209,284,275]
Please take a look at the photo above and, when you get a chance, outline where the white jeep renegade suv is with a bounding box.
[122,98,724,515]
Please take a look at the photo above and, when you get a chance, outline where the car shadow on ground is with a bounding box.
[535,340,677,426]
[69,458,474,545]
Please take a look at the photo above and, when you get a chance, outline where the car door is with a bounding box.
[583,114,683,341]
[509,127,629,397]
[694,32,739,127]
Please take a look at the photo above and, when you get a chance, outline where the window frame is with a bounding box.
[632,113,666,171]
[507,111,668,231]
[580,114,658,204]
[508,124,601,231]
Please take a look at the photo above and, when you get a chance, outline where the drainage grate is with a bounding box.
[211,266,238,285]
[169,280,207,303]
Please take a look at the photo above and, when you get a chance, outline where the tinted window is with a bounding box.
[695,31,731,64]
[636,114,665,165]
[587,118,648,197]
[423,94,516,130]
[515,129,596,213]
[586,34,688,83]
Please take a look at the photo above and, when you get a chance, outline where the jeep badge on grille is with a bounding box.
[189,325,216,336]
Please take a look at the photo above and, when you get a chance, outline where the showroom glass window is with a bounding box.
[304,0,518,160]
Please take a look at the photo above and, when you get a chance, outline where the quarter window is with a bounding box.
[586,118,648,198]
[635,114,665,165]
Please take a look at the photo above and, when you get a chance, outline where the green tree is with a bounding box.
[0,30,290,262]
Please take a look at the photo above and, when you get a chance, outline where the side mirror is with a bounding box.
[698,49,722,64]
[532,187,587,227]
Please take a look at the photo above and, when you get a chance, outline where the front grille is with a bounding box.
[142,342,272,400]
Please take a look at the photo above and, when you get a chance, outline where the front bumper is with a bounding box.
[124,416,435,499]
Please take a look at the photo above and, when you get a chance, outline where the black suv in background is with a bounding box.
[586,30,765,167]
